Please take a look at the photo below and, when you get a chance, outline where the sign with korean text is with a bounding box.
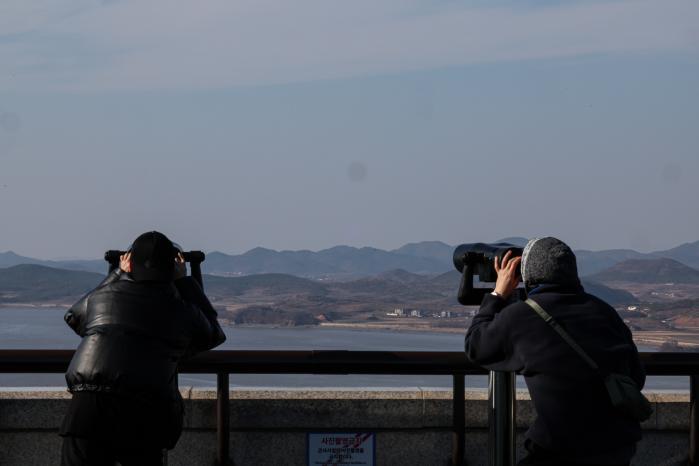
[307,432,375,466]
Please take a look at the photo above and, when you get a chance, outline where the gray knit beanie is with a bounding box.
[521,237,580,288]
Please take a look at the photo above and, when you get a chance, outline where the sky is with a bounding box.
[0,0,698,259]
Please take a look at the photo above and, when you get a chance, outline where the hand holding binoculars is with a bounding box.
[453,243,524,305]
[104,249,206,289]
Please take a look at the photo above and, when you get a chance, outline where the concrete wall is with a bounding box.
[0,388,691,466]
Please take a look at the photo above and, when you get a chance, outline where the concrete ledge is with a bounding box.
[0,388,690,430]
[0,389,692,466]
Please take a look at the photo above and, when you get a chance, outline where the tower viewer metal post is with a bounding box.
[489,371,516,466]
[691,375,698,466]
[217,372,232,465]
[452,374,466,466]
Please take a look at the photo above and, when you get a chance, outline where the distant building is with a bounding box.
[440,311,451,318]
[410,310,422,318]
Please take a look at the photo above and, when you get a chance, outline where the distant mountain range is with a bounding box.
[0,263,637,307]
[0,251,105,274]
[576,240,699,276]
[2,238,699,280]
[4,248,695,334]
[204,245,449,277]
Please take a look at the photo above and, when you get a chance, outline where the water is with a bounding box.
[0,307,689,391]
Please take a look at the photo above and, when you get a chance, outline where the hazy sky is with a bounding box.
[1,0,698,258]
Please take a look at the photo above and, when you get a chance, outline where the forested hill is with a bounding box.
[0,264,636,307]
[0,264,103,303]
[587,258,699,284]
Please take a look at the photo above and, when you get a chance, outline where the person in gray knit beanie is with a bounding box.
[520,237,581,289]
[467,236,644,465]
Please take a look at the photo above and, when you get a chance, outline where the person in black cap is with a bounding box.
[465,237,645,466]
[60,231,226,466]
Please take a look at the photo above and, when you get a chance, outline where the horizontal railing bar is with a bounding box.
[0,350,698,376]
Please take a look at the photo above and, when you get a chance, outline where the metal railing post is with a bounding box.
[488,371,515,466]
[217,372,231,466]
[691,375,698,466]
[452,374,466,466]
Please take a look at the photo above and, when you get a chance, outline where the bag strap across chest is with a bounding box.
[524,298,653,422]
[524,298,600,371]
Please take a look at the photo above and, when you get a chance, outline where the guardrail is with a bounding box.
[1,350,698,466]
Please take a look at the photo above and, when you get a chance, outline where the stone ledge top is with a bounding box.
[0,388,689,403]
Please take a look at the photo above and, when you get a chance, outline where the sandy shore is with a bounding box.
[632,331,699,349]
[318,322,467,334]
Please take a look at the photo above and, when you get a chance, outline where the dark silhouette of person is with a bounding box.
[465,237,645,466]
[60,231,226,466]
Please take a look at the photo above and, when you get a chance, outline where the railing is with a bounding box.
[1,350,698,466]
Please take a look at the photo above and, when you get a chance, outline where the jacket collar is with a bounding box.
[118,271,175,290]
[527,282,584,296]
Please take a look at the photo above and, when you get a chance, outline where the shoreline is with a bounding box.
[219,322,467,335]
[225,323,692,349]
[317,322,467,335]
[3,305,699,350]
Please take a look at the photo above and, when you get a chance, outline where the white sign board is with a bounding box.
[307,432,375,466]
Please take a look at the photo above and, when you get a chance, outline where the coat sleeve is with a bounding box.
[64,270,121,336]
[464,294,524,372]
[604,303,646,389]
[625,332,646,390]
[174,277,227,356]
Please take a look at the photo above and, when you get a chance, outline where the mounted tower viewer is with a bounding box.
[60,231,226,466]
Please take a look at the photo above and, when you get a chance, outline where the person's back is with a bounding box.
[60,231,226,466]
[465,237,644,466]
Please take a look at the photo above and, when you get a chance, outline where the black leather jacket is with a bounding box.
[64,270,226,400]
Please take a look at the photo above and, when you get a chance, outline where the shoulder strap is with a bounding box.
[524,298,600,371]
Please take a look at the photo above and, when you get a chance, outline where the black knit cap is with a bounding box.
[521,237,580,288]
[129,231,177,282]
